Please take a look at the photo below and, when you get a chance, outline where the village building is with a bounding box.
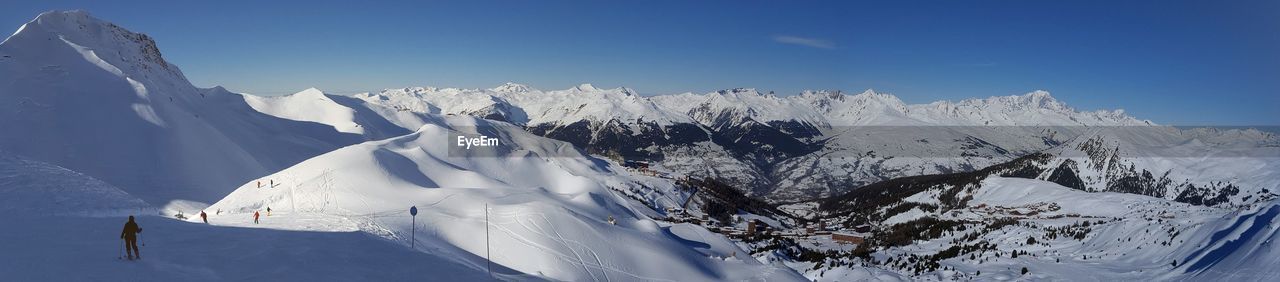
[832,232,865,244]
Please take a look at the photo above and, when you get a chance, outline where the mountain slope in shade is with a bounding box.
[0,11,386,204]
[0,215,496,281]
[0,151,149,215]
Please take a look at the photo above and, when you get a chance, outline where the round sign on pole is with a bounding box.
[409,205,418,249]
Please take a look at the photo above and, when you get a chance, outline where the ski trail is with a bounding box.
[487,209,676,282]
[513,212,597,281]
[539,213,607,282]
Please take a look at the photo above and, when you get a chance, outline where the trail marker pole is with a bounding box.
[290,180,297,212]
[486,203,491,277]
[410,206,418,249]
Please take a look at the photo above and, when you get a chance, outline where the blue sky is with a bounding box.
[2,1,1277,125]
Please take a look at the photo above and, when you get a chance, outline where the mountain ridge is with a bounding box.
[348,81,1182,200]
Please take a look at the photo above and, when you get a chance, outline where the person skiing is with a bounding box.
[267,206,272,216]
[253,211,260,224]
[120,216,143,260]
[200,210,208,224]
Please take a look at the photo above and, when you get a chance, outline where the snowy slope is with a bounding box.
[1174,202,1280,280]
[241,87,432,141]
[243,88,368,135]
[0,144,491,280]
[798,176,1280,280]
[0,215,496,281]
[205,116,803,281]
[0,151,149,216]
[0,11,386,205]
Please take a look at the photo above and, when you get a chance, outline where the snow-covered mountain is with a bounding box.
[1020,127,1280,206]
[204,116,802,281]
[0,11,392,205]
[361,83,694,126]
[355,81,1276,203]
[356,84,760,191]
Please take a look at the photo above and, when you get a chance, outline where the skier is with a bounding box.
[267,206,272,216]
[254,211,260,224]
[200,210,208,224]
[120,216,143,260]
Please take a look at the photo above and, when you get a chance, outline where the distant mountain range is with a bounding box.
[353,82,1276,204]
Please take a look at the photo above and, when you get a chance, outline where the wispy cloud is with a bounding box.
[772,35,836,49]
[967,62,999,67]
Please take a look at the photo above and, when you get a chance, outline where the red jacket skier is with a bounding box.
[254,211,260,224]
[200,211,208,224]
